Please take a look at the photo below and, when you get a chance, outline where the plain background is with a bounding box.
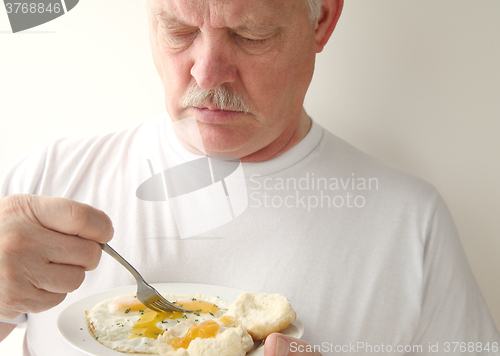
[1,0,499,354]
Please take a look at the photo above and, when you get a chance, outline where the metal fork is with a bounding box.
[100,243,192,313]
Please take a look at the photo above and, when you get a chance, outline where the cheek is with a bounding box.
[166,59,195,116]
[152,40,194,116]
[241,49,313,121]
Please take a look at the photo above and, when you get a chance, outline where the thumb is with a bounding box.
[25,195,114,243]
[264,333,322,356]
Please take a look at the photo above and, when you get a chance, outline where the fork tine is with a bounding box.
[147,302,167,313]
[150,301,174,313]
[154,299,191,313]
[145,283,192,313]
[136,292,190,313]
[150,301,180,313]
[157,295,182,308]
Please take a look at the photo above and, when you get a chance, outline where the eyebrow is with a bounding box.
[152,9,283,35]
[154,12,195,29]
[237,13,285,35]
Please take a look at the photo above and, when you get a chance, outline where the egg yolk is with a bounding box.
[174,299,220,314]
[120,298,220,340]
[167,320,220,350]
[113,296,147,313]
[130,310,166,339]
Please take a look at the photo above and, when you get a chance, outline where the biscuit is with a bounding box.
[225,292,296,340]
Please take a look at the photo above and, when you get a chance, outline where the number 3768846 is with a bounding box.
[5,3,62,14]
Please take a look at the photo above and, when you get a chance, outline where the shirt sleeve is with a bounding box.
[0,145,48,197]
[407,195,500,355]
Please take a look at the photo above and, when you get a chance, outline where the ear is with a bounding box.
[315,0,344,53]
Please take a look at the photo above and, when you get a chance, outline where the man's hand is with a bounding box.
[265,333,322,356]
[0,194,113,320]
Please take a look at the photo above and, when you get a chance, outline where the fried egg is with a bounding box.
[156,315,254,356]
[86,293,231,354]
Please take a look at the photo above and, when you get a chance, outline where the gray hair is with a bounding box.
[183,83,250,113]
[304,0,322,21]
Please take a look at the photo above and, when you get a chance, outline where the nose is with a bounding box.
[190,35,237,90]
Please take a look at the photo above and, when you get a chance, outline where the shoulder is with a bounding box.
[313,125,439,202]
[45,114,166,157]
[0,114,168,197]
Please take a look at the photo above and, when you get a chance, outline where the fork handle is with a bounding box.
[100,243,144,283]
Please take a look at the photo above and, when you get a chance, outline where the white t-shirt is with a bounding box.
[1,114,499,355]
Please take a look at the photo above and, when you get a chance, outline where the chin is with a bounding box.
[197,124,253,157]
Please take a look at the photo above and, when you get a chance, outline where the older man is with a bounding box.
[1,0,499,355]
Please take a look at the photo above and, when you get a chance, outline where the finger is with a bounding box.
[0,309,22,321]
[26,195,114,243]
[24,289,67,314]
[44,231,103,271]
[3,218,103,271]
[0,251,69,314]
[265,333,322,356]
[30,263,86,294]
[1,279,66,315]
[0,322,17,342]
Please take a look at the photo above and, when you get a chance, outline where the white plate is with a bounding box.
[57,283,304,356]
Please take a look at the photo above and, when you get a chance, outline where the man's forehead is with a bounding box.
[148,0,303,29]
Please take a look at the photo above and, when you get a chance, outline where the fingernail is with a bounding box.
[275,336,290,356]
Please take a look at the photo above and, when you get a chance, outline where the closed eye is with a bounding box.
[161,29,199,50]
[239,35,265,43]
[234,33,271,48]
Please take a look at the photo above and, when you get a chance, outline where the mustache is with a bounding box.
[182,84,250,113]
